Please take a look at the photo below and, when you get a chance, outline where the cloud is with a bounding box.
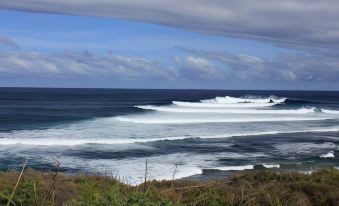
[178,48,339,83]
[1,0,339,50]
[1,48,339,86]
[0,50,178,80]
[0,36,19,49]
[173,56,223,80]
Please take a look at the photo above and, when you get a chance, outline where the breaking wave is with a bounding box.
[320,151,335,158]
[169,95,320,108]
[200,95,286,104]
[172,95,286,108]
[1,127,339,146]
[115,116,330,124]
[128,95,339,124]
[136,105,339,114]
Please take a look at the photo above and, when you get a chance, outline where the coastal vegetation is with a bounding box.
[0,162,338,206]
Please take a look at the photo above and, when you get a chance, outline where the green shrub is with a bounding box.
[0,168,338,206]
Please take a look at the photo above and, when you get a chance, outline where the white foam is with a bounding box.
[38,152,215,184]
[200,127,339,139]
[200,96,286,104]
[320,151,335,158]
[0,136,188,146]
[172,95,286,108]
[174,167,203,179]
[213,164,281,171]
[1,127,338,146]
[263,164,280,168]
[322,109,339,114]
[212,165,254,171]
[115,116,330,124]
[172,101,276,108]
[136,105,318,114]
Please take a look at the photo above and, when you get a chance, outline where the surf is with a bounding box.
[1,126,339,146]
[115,116,331,124]
[172,95,286,108]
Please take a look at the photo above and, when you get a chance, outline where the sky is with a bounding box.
[0,0,339,90]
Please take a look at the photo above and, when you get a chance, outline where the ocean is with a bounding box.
[0,88,338,184]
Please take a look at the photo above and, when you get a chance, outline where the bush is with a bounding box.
[0,168,338,206]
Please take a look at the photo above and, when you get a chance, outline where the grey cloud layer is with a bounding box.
[1,0,339,49]
[1,49,339,84]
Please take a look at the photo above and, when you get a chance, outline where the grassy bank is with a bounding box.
[0,166,338,206]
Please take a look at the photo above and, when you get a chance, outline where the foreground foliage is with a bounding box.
[0,168,338,206]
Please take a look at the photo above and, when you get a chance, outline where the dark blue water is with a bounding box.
[0,88,338,182]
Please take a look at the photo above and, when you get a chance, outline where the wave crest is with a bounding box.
[172,95,288,108]
[201,95,286,104]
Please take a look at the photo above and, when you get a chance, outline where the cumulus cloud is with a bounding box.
[173,56,223,80]
[1,0,339,50]
[1,48,338,85]
[0,50,178,80]
[178,48,339,83]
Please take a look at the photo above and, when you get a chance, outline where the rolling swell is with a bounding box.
[281,98,313,104]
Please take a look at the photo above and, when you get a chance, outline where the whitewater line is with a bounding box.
[115,116,331,124]
[172,101,277,108]
[136,105,323,114]
[1,127,338,146]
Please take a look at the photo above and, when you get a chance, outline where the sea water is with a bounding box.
[0,88,338,184]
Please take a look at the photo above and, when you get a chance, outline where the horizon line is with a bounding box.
[1,86,338,92]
